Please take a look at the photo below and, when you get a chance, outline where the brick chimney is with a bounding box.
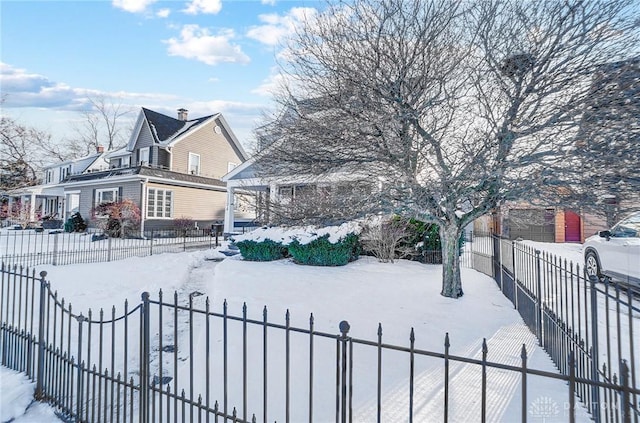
[177,108,189,121]
[96,145,105,153]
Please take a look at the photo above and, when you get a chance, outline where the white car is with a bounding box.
[583,211,640,289]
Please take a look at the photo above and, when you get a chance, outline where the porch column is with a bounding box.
[28,194,36,222]
[269,182,278,204]
[224,186,235,234]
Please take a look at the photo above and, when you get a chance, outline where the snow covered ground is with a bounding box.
[0,366,59,422]
[1,241,596,422]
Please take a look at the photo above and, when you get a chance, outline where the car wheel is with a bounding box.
[585,251,601,280]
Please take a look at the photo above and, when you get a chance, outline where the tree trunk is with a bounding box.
[440,223,463,298]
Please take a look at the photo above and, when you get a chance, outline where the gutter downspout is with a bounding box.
[140,178,148,237]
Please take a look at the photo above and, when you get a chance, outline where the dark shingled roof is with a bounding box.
[64,165,225,188]
[142,108,214,144]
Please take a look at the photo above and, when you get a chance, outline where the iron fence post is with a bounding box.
[339,321,350,423]
[76,313,86,423]
[107,236,112,262]
[139,292,150,423]
[589,275,601,422]
[52,233,59,266]
[521,344,527,423]
[149,230,154,256]
[34,271,47,400]
[620,359,631,423]
[568,351,576,423]
[535,250,542,346]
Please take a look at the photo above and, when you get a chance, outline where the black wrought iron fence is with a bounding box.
[484,232,640,423]
[2,261,639,423]
[0,228,221,267]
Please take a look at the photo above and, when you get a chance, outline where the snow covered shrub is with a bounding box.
[288,233,360,266]
[360,219,410,263]
[234,239,288,261]
[232,222,362,264]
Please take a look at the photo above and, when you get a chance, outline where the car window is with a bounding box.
[611,213,640,238]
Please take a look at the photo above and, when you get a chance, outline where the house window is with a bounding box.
[121,156,130,168]
[95,188,119,206]
[188,153,201,175]
[60,166,71,182]
[147,188,173,218]
[278,186,293,201]
[139,147,150,165]
[46,170,53,184]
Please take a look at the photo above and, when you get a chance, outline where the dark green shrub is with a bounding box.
[235,239,288,261]
[288,233,360,266]
[64,212,87,233]
[394,217,464,264]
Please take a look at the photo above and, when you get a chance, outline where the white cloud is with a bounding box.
[156,8,171,18]
[0,63,89,110]
[112,0,157,13]
[183,0,222,15]
[261,0,277,5]
[251,70,287,97]
[164,25,250,66]
[246,7,316,46]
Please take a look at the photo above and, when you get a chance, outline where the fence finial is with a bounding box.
[39,270,47,278]
[339,320,350,337]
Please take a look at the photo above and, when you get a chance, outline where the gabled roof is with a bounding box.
[44,152,104,173]
[126,108,248,161]
[141,108,214,145]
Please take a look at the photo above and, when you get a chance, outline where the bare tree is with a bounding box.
[0,113,68,191]
[66,95,132,155]
[256,0,638,298]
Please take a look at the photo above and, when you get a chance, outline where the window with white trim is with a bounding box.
[188,152,201,175]
[95,188,119,206]
[139,147,149,165]
[147,188,173,218]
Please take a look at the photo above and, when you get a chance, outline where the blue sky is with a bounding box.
[1,0,323,151]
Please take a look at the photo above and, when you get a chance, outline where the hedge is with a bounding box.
[234,239,288,262]
[288,233,360,266]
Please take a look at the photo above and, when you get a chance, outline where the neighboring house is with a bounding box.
[5,148,109,225]
[474,201,638,243]
[475,206,610,243]
[5,108,255,233]
[222,148,374,233]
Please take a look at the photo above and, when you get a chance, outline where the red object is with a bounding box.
[564,210,581,242]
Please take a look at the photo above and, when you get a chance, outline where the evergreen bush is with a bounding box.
[235,239,288,261]
[393,217,464,264]
[64,212,87,233]
[288,233,360,266]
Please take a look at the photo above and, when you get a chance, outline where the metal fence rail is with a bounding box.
[0,228,221,267]
[484,232,640,423]
[2,261,639,423]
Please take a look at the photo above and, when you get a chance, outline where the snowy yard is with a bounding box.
[1,244,593,422]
